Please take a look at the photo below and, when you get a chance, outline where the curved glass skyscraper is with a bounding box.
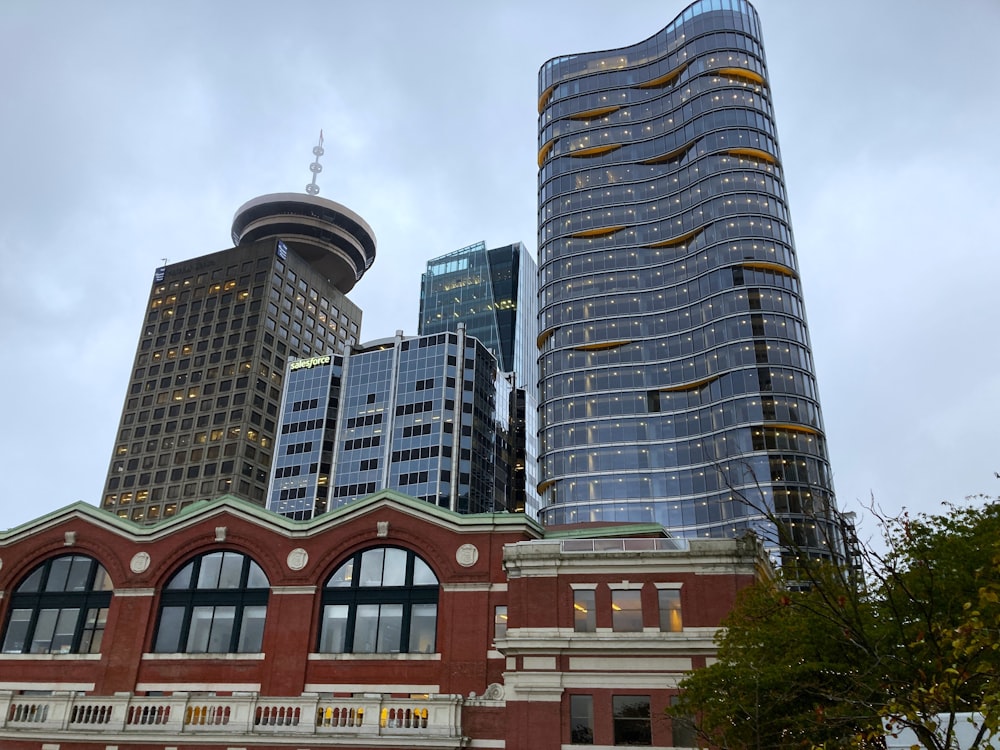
[537,0,842,559]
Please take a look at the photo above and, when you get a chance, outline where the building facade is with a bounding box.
[267,328,516,519]
[101,194,375,523]
[0,492,765,749]
[536,0,842,559]
[419,242,541,518]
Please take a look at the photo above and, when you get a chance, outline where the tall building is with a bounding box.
[101,193,375,523]
[267,327,516,518]
[536,0,842,559]
[419,242,541,517]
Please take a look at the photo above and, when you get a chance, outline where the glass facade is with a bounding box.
[537,0,842,560]
[267,327,515,517]
[419,242,540,517]
[102,195,372,524]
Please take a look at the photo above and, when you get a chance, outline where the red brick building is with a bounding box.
[0,491,765,749]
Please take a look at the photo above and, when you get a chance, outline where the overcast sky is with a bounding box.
[2,1,998,541]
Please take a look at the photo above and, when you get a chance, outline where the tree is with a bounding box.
[670,499,1000,749]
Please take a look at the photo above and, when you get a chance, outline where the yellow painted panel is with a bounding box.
[768,423,820,436]
[727,147,777,165]
[537,328,555,349]
[657,374,720,393]
[570,225,626,239]
[567,105,621,121]
[635,62,688,89]
[569,143,622,158]
[640,142,693,165]
[538,139,555,167]
[716,67,766,85]
[742,261,797,278]
[538,84,555,113]
[646,226,702,249]
[573,339,633,351]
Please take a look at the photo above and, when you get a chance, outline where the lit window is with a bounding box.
[573,589,596,632]
[613,695,651,746]
[152,551,269,653]
[611,589,642,632]
[658,588,683,632]
[494,605,508,641]
[319,547,438,654]
[570,694,594,744]
[1,555,112,655]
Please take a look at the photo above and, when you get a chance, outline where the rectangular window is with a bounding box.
[658,589,683,632]
[670,695,697,747]
[494,605,508,641]
[570,694,594,744]
[613,695,651,746]
[612,590,643,632]
[409,603,437,654]
[573,589,596,632]
[320,604,348,653]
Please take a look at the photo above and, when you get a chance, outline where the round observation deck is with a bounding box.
[231,193,376,293]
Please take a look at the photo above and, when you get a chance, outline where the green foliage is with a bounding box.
[671,499,1000,750]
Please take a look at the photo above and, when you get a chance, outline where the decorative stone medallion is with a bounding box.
[456,543,479,567]
[286,547,309,571]
[130,551,151,574]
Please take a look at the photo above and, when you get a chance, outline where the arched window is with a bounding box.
[1,555,112,655]
[319,547,438,654]
[153,551,269,654]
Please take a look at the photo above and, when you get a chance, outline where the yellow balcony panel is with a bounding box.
[742,260,797,278]
[635,62,688,89]
[573,339,633,352]
[767,423,821,437]
[645,226,702,249]
[538,139,556,167]
[571,225,626,239]
[657,374,720,393]
[537,327,556,349]
[568,143,622,158]
[539,84,556,113]
[727,147,777,165]
[640,142,693,165]
[716,67,766,86]
[537,478,556,494]
[567,105,622,121]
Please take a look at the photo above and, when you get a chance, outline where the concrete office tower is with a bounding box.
[268,327,515,519]
[102,194,376,523]
[419,242,540,518]
[536,0,842,560]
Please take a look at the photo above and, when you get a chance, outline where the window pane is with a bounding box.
[65,558,92,592]
[197,553,224,588]
[92,566,113,591]
[574,590,596,632]
[412,556,437,585]
[494,605,507,640]
[154,606,185,652]
[658,589,683,632]
[17,568,44,593]
[166,561,194,589]
[353,604,379,653]
[45,558,72,592]
[51,608,79,654]
[80,607,108,654]
[613,695,651,746]
[409,603,436,654]
[570,694,594,744]
[376,604,403,652]
[186,605,215,652]
[359,549,385,587]
[612,590,643,632]
[320,604,348,652]
[327,559,354,587]
[207,606,236,652]
[30,608,58,653]
[217,553,244,588]
[382,548,407,586]
[246,560,269,588]
[2,609,32,653]
[238,605,266,652]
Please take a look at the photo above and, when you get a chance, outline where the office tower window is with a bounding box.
[573,588,596,632]
[658,588,683,632]
[153,551,269,653]
[319,547,438,654]
[612,695,652,746]
[611,589,643,632]
[1,555,112,655]
[570,694,594,744]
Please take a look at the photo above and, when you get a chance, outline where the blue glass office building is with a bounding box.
[419,242,540,517]
[536,0,842,558]
[268,328,514,518]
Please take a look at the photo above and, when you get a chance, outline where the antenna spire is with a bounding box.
[306,130,324,195]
